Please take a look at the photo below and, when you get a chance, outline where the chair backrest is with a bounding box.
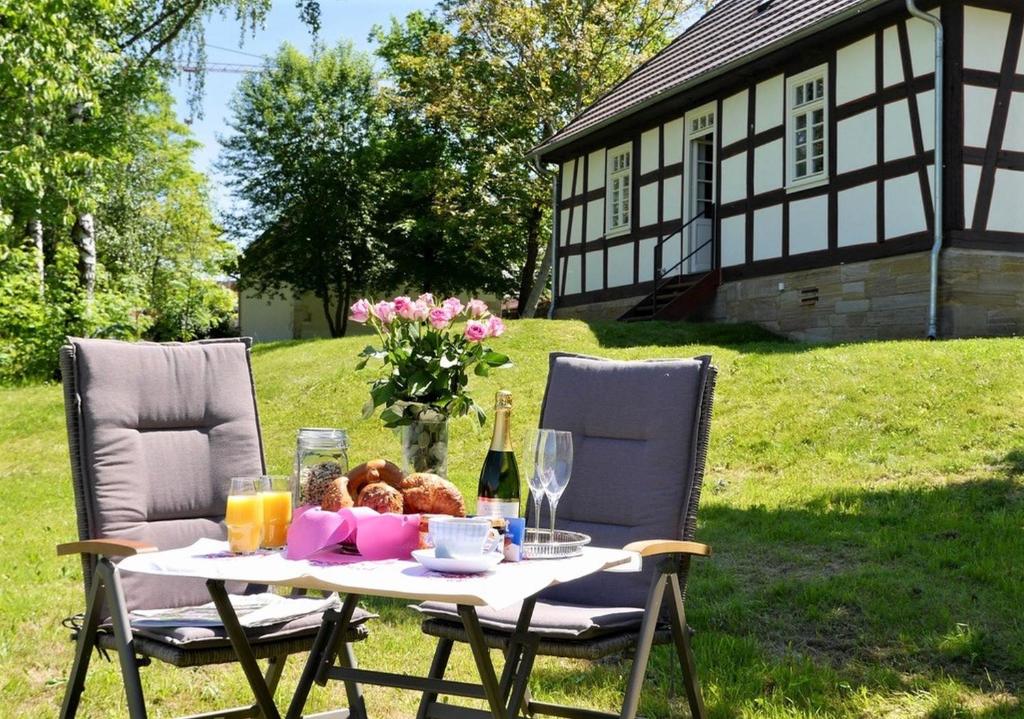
[532,352,716,609]
[61,337,266,611]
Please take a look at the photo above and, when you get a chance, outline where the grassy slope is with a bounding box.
[1,319,1022,718]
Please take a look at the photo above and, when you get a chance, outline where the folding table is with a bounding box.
[119,539,635,719]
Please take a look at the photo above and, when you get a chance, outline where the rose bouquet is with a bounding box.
[350,293,511,429]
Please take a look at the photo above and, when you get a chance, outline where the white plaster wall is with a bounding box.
[638,238,657,283]
[559,208,570,245]
[837,109,877,173]
[663,175,682,222]
[661,234,681,276]
[639,182,659,226]
[1019,25,1024,74]
[585,251,604,292]
[789,195,828,255]
[836,35,875,104]
[964,85,997,147]
[240,288,294,342]
[989,169,1024,233]
[720,215,746,267]
[563,256,581,295]
[641,128,660,174]
[883,26,903,87]
[753,205,783,260]
[755,75,784,133]
[837,182,877,247]
[884,173,926,238]
[754,139,783,194]
[964,6,1010,72]
[906,15,937,76]
[561,159,579,198]
[568,206,583,244]
[964,164,982,225]
[664,118,685,165]
[585,199,604,242]
[722,90,749,147]
[587,149,605,191]
[1004,93,1024,152]
[721,152,747,204]
[917,90,935,152]
[607,244,633,287]
[884,99,914,162]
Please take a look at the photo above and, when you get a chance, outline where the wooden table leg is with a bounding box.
[457,605,508,719]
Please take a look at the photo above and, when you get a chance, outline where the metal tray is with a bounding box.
[522,529,591,559]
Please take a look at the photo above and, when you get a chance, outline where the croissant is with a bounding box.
[347,459,404,500]
[356,482,404,514]
[398,473,466,517]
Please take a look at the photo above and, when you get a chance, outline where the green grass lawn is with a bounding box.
[1,319,1023,718]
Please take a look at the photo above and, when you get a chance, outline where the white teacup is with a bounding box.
[428,517,500,559]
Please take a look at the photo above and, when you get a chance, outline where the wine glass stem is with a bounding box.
[532,494,543,533]
[549,499,558,542]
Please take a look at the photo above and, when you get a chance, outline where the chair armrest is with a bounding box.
[56,539,158,557]
[623,540,711,558]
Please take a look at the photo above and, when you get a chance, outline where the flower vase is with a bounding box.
[401,416,449,477]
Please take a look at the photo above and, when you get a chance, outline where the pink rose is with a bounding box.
[373,301,396,323]
[428,306,452,329]
[464,320,488,342]
[486,315,506,338]
[393,296,414,319]
[418,292,435,306]
[443,297,464,316]
[349,299,371,324]
[412,300,430,321]
[467,299,489,318]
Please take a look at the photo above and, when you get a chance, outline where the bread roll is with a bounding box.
[356,482,404,514]
[398,473,465,516]
[347,459,404,500]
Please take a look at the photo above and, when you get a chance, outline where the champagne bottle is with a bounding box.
[476,390,521,518]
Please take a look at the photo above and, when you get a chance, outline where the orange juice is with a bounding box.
[261,490,293,549]
[226,494,263,553]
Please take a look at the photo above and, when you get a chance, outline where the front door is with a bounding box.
[687,134,714,274]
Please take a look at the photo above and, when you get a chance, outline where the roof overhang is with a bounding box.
[530,0,892,164]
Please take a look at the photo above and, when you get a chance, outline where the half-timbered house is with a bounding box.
[532,0,1024,341]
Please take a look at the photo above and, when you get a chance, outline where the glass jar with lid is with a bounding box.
[294,428,349,506]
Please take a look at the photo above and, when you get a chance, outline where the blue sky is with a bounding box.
[169,0,433,216]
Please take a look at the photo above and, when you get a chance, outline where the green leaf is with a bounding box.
[474,362,490,377]
[483,351,509,367]
[361,399,375,419]
[472,403,487,427]
[380,406,405,426]
[370,382,394,407]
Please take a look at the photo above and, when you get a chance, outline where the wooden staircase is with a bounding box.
[619,269,722,322]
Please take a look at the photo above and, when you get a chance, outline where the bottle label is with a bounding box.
[476,497,519,519]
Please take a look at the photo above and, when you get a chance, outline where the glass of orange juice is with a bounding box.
[258,475,294,550]
[226,477,263,554]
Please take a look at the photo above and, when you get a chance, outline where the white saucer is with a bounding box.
[411,548,503,574]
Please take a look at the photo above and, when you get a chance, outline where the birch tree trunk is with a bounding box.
[523,240,551,318]
[72,213,97,300]
[25,217,45,296]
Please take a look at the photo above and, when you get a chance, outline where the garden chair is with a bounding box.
[55,337,371,719]
[415,352,716,719]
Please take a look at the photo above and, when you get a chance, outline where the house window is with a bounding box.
[606,143,632,234]
[786,66,828,189]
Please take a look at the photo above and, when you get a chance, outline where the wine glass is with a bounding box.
[541,431,573,542]
[524,429,552,533]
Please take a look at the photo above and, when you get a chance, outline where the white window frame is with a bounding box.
[606,142,632,237]
[785,65,829,191]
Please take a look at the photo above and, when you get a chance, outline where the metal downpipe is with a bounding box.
[906,0,944,339]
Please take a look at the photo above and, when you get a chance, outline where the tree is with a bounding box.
[220,42,385,338]
[375,0,714,315]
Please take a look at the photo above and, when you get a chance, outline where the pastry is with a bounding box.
[346,459,404,499]
[320,476,354,512]
[356,482,404,514]
[398,473,466,516]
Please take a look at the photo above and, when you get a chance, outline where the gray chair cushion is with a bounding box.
[130,606,375,647]
[66,338,265,611]
[413,601,644,639]
[530,353,711,609]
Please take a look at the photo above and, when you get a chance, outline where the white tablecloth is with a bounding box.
[118,539,637,609]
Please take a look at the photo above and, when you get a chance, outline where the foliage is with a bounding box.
[374,0,715,311]
[221,42,385,338]
[352,295,510,427]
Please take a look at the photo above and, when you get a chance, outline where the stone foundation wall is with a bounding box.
[554,248,1024,341]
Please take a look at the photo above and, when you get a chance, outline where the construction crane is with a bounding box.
[176,62,261,74]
